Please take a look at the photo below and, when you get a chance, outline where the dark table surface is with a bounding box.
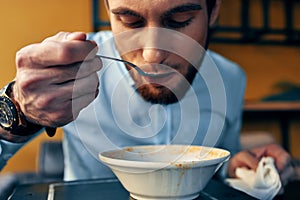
[10,177,300,200]
[10,178,258,200]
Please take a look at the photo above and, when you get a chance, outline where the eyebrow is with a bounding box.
[111,8,141,17]
[111,3,202,18]
[163,3,203,17]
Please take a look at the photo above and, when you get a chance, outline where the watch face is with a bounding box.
[0,96,17,130]
[0,102,14,127]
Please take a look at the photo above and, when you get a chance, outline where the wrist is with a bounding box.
[0,81,43,138]
[0,128,42,143]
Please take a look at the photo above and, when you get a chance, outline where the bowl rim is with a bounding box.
[99,145,230,169]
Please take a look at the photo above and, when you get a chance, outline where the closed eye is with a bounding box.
[161,4,202,29]
[112,9,145,28]
[163,14,194,29]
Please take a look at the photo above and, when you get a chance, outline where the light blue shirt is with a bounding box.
[0,31,246,181]
[62,31,246,181]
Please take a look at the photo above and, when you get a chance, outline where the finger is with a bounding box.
[44,31,98,51]
[66,32,87,41]
[47,58,102,84]
[18,58,102,89]
[71,90,99,120]
[249,146,266,159]
[72,73,99,99]
[36,72,99,104]
[16,69,99,113]
[263,144,291,171]
[16,39,98,69]
[227,151,260,178]
[40,40,98,65]
[67,58,102,80]
[243,151,260,170]
[43,31,87,42]
[275,155,291,172]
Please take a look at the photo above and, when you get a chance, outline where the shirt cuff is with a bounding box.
[0,128,45,170]
[0,140,24,170]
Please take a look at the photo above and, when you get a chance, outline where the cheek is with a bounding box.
[110,20,125,35]
[182,16,209,48]
[188,26,208,48]
[192,29,208,47]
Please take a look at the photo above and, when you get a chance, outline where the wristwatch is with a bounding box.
[0,81,56,137]
[0,81,44,136]
[0,81,20,133]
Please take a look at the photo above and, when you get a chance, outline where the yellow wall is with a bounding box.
[0,0,92,85]
[0,0,299,174]
[0,0,93,173]
[210,43,300,159]
[209,0,300,159]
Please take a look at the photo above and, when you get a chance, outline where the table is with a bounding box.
[10,178,257,200]
[243,101,300,152]
[10,178,300,200]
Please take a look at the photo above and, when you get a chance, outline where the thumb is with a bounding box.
[66,31,87,41]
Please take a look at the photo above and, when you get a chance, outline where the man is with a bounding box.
[0,0,295,189]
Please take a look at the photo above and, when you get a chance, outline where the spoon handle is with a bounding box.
[96,55,150,76]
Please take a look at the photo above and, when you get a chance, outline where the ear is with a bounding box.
[104,0,109,9]
[209,0,222,27]
[104,0,110,18]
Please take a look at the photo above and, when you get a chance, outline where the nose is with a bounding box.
[142,48,166,64]
[141,28,167,64]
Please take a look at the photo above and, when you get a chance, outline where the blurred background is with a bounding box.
[0,0,299,175]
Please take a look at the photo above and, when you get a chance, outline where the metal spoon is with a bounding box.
[96,55,172,77]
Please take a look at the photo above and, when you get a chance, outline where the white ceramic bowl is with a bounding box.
[99,145,230,200]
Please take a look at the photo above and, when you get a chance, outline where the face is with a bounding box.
[106,0,220,104]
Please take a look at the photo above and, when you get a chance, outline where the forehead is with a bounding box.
[107,0,205,11]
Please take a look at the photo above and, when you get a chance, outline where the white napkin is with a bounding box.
[226,157,282,200]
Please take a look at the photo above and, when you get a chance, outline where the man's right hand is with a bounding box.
[13,32,101,128]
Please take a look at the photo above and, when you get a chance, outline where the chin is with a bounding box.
[133,64,198,105]
[136,84,180,105]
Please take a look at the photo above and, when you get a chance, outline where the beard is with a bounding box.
[135,64,198,105]
[122,25,211,105]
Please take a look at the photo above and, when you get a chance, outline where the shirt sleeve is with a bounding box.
[215,115,243,180]
[0,140,25,170]
[0,129,44,171]
[207,50,247,180]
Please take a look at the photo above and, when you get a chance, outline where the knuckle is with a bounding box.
[16,48,31,68]
[56,31,68,38]
[17,78,31,92]
[41,40,74,62]
[56,43,76,62]
[60,44,72,58]
[44,31,69,42]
